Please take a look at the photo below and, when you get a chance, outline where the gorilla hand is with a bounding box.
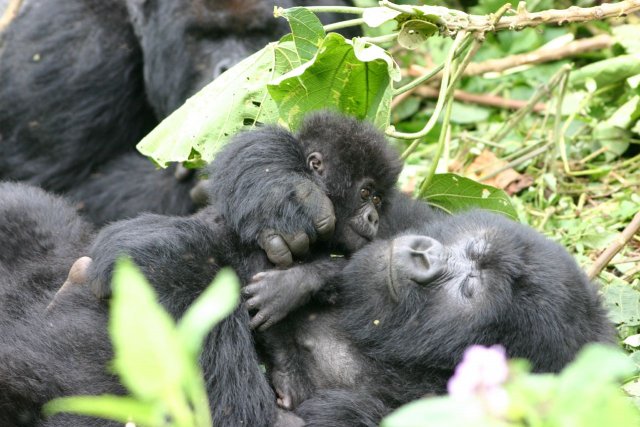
[258,179,335,268]
[243,266,324,331]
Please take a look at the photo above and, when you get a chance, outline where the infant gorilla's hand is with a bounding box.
[243,266,324,331]
[258,179,335,268]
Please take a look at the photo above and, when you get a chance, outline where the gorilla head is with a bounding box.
[126,0,353,116]
[340,210,614,372]
[296,112,403,253]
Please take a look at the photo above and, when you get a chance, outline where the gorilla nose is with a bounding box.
[392,235,446,285]
[364,205,379,229]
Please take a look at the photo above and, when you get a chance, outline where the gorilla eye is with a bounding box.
[360,188,371,199]
[372,195,382,207]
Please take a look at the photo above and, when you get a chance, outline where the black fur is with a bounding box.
[0,0,351,224]
[207,111,405,330]
[0,183,276,426]
[261,210,615,425]
[207,111,403,253]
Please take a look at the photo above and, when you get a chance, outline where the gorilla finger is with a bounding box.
[259,231,293,267]
[294,181,335,240]
[249,311,268,330]
[251,272,268,282]
[258,316,278,332]
[245,296,262,310]
[282,232,310,258]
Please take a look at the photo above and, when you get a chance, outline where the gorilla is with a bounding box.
[0,113,404,426]
[0,112,613,426]
[0,182,279,427]
[258,210,615,425]
[0,0,352,224]
[0,187,614,426]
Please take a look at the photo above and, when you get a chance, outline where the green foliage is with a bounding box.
[268,33,396,131]
[382,344,640,427]
[139,6,398,166]
[45,259,240,427]
[419,173,517,220]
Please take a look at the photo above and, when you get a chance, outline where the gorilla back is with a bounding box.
[0,183,277,427]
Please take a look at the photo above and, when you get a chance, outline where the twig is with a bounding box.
[588,211,640,280]
[379,1,640,36]
[478,143,552,181]
[489,64,571,142]
[0,0,22,33]
[414,86,547,112]
[465,34,613,76]
[408,34,614,81]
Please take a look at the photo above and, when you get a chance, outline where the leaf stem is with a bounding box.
[324,18,365,32]
[392,31,467,144]
[304,6,366,14]
[393,36,473,97]
[418,95,454,196]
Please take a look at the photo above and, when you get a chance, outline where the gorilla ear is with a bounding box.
[307,152,324,175]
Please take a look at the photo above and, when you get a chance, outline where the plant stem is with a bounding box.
[392,31,467,144]
[324,18,365,32]
[489,64,571,143]
[393,36,473,96]
[418,81,455,196]
[379,1,640,35]
[304,6,365,14]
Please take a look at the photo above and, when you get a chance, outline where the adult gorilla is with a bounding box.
[0,0,351,224]
[0,183,614,427]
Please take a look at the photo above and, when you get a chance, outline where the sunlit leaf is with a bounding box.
[602,283,640,326]
[419,174,518,220]
[44,395,163,426]
[137,45,283,166]
[275,7,325,62]
[268,33,394,130]
[178,268,241,357]
[110,258,187,400]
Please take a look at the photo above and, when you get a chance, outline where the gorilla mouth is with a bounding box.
[387,243,400,302]
[347,224,373,250]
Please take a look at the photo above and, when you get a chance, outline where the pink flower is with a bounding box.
[447,345,509,415]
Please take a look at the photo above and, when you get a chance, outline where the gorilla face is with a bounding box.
[127,0,353,117]
[339,210,614,372]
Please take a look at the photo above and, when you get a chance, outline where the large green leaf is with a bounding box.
[109,258,187,401]
[381,396,497,427]
[178,268,240,358]
[602,282,640,326]
[275,7,325,62]
[419,173,517,220]
[268,33,396,130]
[137,44,283,167]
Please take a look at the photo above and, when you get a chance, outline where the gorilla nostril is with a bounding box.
[366,208,379,226]
[392,235,446,285]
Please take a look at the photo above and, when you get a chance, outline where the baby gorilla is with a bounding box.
[260,210,615,425]
[205,111,405,330]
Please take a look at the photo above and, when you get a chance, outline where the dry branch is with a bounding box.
[588,211,640,280]
[414,86,547,112]
[381,0,640,35]
[408,34,613,81]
